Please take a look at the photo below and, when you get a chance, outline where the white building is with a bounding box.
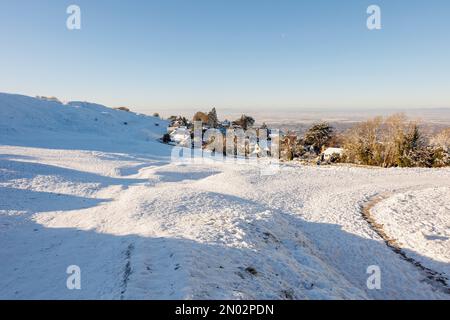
[169,128,191,146]
[321,147,344,161]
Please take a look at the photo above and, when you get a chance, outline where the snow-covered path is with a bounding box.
[1,144,449,300]
[371,187,450,285]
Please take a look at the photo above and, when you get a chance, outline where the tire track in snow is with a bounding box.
[361,193,450,295]
[120,243,134,299]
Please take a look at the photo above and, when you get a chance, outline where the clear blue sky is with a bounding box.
[0,0,449,114]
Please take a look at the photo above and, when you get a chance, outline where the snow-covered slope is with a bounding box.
[371,187,450,280]
[0,93,167,152]
[1,93,449,299]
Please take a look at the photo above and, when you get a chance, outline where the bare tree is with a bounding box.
[431,128,450,152]
[342,117,383,165]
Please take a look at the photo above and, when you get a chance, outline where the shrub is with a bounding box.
[162,133,171,144]
[115,106,130,112]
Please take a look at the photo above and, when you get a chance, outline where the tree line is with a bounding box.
[341,114,449,168]
[285,114,450,167]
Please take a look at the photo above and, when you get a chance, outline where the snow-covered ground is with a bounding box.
[371,187,450,281]
[1,93,449,299]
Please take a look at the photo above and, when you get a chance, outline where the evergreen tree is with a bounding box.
[304,122,334,155]
[233,115,255,130]
[207,107,219,128]
[398,125,424,167]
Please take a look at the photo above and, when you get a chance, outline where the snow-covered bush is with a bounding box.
[431,128,450,152]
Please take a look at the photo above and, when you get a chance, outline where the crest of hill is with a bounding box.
[0,92,167,152]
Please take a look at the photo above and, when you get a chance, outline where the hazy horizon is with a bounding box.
[4,90,450,128]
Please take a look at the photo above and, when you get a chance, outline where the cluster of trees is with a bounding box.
[168,115,190,127]
[279,115,450,168]
[36,96,61,103]
[193,109,255,130]
[190,108,221,128]
[341,114,450,168]
[169,107,256,131]
[281,122,336,160]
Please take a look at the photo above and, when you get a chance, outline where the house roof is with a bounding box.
[323,147,344,155]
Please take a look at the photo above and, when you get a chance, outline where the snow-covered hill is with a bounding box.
[0,93,167,152]
[0,93,449,300]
